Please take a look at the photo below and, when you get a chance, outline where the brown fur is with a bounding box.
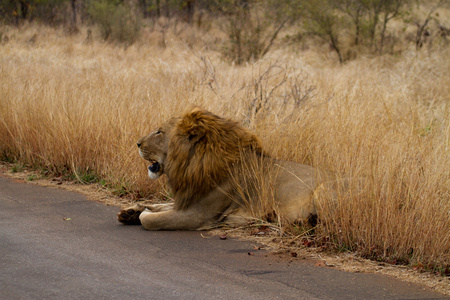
[166,109,262,210]
[118,108,344,230]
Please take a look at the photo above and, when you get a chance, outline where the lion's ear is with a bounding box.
[180,108,208,144]
[188,127,206,144]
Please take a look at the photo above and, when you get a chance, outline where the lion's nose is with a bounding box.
[137,142,142,148]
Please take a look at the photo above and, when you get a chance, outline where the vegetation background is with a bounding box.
[0,0,449,276]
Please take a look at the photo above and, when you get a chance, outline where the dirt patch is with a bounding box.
[1,163,448,296]
[0,163,132,207]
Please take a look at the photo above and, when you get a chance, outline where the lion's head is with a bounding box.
[137,118,177,180]
[137,108,262,210]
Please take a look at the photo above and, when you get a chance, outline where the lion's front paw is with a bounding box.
[117,205,144,225]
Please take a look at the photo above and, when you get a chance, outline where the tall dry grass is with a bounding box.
[0,22,448,272]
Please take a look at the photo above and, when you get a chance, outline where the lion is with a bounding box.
[117,108,341,230]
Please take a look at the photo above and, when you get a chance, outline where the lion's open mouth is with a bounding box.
[148,161,160,173]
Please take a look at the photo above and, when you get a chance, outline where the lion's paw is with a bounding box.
[117,204,145,225]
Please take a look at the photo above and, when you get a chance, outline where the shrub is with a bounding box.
[213,0,290,64]
[87,0,140,45]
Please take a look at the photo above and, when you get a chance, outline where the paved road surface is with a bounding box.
[0,175,447,299]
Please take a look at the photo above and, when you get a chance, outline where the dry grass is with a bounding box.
[0,20,449,275]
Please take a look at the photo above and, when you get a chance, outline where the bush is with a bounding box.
[0,0,67,25]
[214,0,290,64]
[87,0,140,45]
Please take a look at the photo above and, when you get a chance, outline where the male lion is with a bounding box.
[118,108,337,230]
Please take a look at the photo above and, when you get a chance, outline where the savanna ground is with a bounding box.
[0,0,449,294]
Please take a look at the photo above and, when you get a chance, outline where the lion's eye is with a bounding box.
[155,129,162,135]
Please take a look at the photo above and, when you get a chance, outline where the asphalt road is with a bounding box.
[0,175,447,300]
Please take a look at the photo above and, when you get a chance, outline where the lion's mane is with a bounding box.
[165,108,262,210]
